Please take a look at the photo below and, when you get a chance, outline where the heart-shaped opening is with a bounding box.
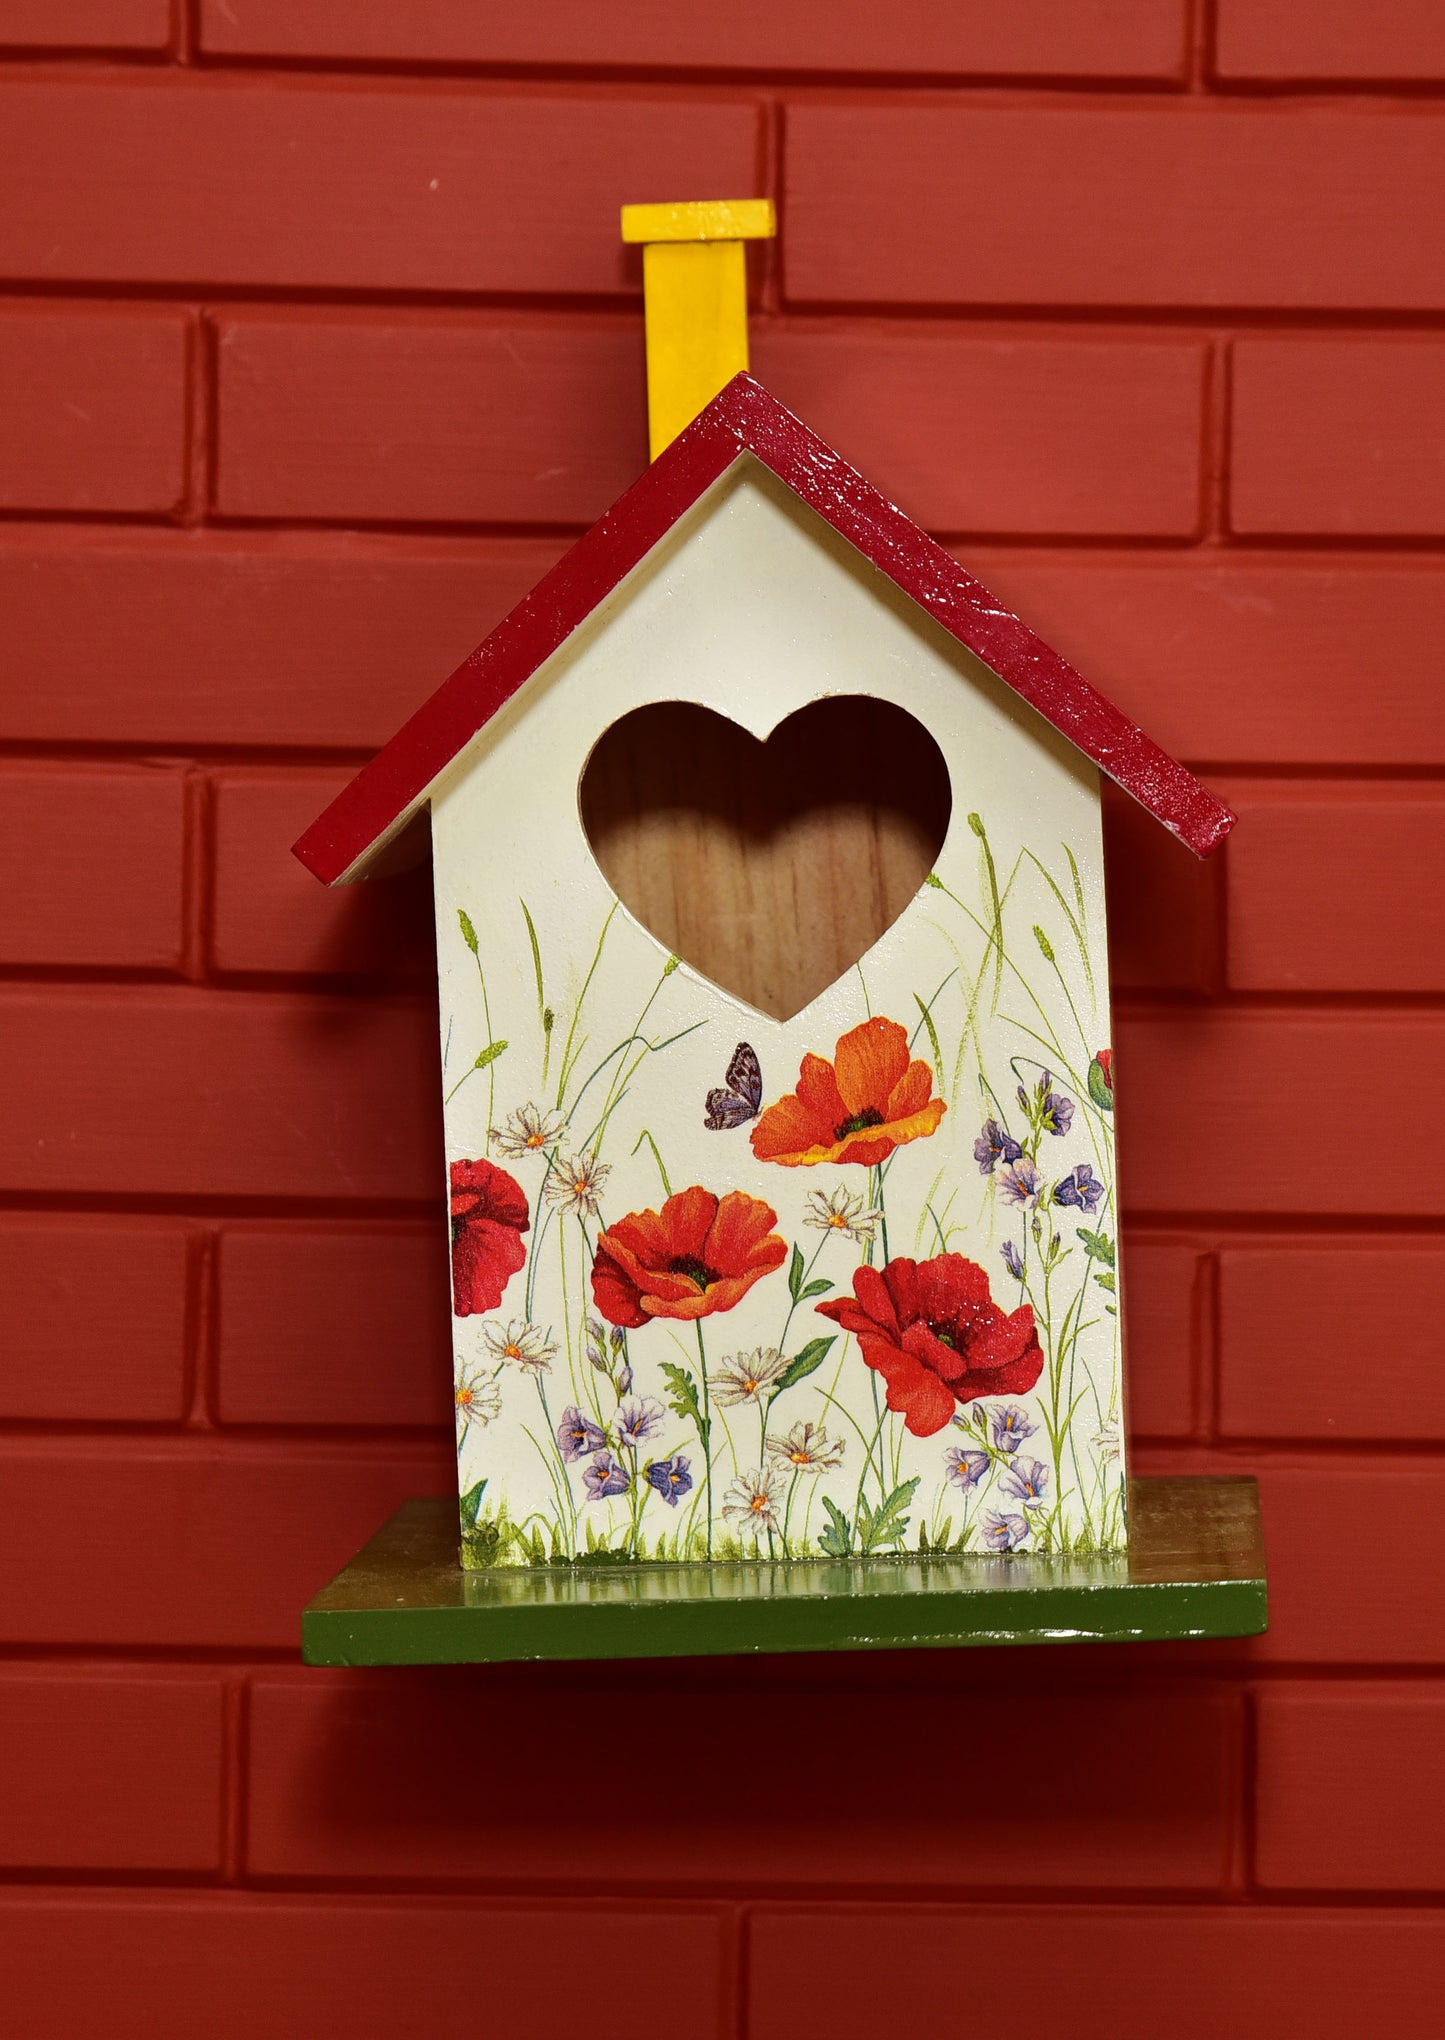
[579,696,952,1021]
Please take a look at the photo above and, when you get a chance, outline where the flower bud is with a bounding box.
[1087,1050,1114,1112]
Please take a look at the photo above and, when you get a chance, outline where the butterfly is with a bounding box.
[704,1042,762,1130]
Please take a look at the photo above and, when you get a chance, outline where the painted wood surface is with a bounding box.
[301,1478,1268,1665]
[432,463,1125,1566]
[621,198,776,456]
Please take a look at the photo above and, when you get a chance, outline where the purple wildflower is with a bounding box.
[583,1451,630,1501]
[981,1510,1030,1552]
[645,1454,693,1508]
[614,1395,664,1449]
[1019,1071,1074,1139]
[1054,1162,1104,1214]
[999,1156,1043,1207]
[999,1457,1050,1506]
[973,1118,1023,1176]
[945,1446,990,1492]
[990,1405,1037,1455]
[556,1405,608,1464]
[617,1365,634,1395]
[1001,1239,1025,1282]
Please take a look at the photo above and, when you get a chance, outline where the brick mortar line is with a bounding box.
[15,1870,1438,1908]
[22,749,1445,780]
[11,52,1445,103]
[8,1199,1445,1234]
[181,61,1199,95]
[6,1648,1445,1680]
[14,977,1445,1014]
[0,1424,1439,1462]
[6,523,1445,568]
[17,282,1445,333]
[13,512,1445,553]
[1,1879,1444,1920]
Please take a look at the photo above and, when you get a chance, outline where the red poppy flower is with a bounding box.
[751,1016,947,1169]
[449,1157,529,1316]
[817,1253,1043,1437]
[591,1186,788,1328]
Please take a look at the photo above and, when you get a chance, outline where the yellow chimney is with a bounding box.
[620,198,777,460]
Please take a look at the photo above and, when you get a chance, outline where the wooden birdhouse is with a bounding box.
[294,202,1235,1587]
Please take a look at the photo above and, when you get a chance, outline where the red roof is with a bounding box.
[294,373,1233,884]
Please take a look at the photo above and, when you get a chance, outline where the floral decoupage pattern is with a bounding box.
[437,804,1125,1569]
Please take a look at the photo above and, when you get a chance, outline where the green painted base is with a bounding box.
[302,1474,1266,1665]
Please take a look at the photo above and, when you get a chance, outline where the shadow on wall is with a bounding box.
[258,1646,1247,1888]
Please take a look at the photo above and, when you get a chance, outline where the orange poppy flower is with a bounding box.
[591,1186,788,1328]
[751,1016,947,1169]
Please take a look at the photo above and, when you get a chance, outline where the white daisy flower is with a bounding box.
[1091,1419,1121,1465]
[490,1103,565,1158]
[544,1150,611,1219]
[480,1319,557,1374]
[802,1185,881,1244]
[722,1467,787,1536]
[765,1420,845,1475]
[708,1348,788,1407]
[454,1362,503,1431]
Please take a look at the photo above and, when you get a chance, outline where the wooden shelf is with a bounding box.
[301,1474,1266,1666]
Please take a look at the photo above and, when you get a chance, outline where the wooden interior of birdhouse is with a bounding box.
[579,695,952,1022]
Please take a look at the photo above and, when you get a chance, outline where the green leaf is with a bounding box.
[1093,1270,1117,1294]
[458,1479,487,1530]
[1077,1227,1116,1268]
[787,1242,805,1301]
[798,1277,834,1301]
[771,1336,835,1397]
[913,991,945,1088]
[660,1360,708,1444]
[457,909,479,955]
[520,898,545,1019]
[858,1476,920,1554]
[818,1496,851,1557]
[473,1038,508,1071]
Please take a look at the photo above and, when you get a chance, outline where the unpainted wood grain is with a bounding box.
[580,696,951,1020]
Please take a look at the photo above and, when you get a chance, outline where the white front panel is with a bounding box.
[432,461,1125,1565]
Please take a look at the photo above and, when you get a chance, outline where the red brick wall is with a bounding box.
[3,5,1441,2030]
